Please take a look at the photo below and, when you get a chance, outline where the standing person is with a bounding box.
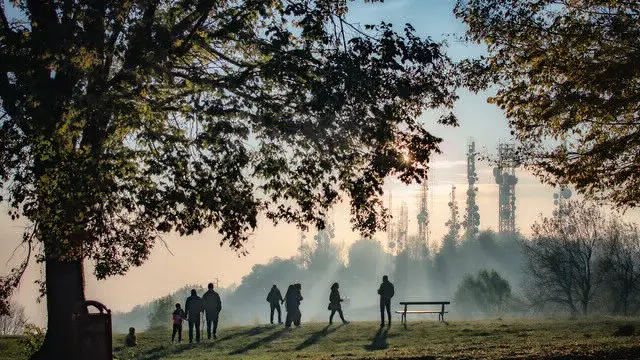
[185,289,204,343]
[266,285,284,325]
[377,275,395,327]
[328,283,349,325]
[172,303,186,343]
[284,284,296,328]
[294,283,303,327]
[202,282,222,340]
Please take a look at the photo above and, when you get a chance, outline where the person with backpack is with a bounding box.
[171,303,186,343]
[185,289,204,343]
[328,282,349,325]
[266,285,284,325]
[378,275,395,327]
[202,282,222,340]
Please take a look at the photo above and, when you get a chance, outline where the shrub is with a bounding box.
[19,324,45,358]
[454,269,512,318]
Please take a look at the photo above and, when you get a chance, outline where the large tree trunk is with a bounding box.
[30,257,86,360]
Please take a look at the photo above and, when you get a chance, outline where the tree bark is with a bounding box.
[30,257,86,360]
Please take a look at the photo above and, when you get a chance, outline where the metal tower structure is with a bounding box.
[445,184,461,240]
[553,186,572,219]
[396,201,409,252]
[553,141,572,221]
[387,192,396,252]
[463,139,480,239]
[493,142,519,234]
[417,181,430,249]
[299,230,307,249]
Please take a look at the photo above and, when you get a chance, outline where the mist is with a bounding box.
[112,226,524,332]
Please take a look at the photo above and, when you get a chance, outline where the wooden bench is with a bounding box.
[396,301,450,324]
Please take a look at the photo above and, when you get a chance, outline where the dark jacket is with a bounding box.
[378,281,395,301]
[185,295,204,319]
[285,286,299,310]
[267,288,283,305]
[329,289,342,304]
[203,289,222,313]
[172,308,186,325]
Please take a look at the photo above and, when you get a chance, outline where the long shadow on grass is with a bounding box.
[294,324,344,351]
[364,327,388,351]
[228,328,290,355]
[216,325,272,342]
[136,343,198,360]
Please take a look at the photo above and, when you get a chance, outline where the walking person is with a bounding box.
[378,275,395,327]
[266,285,284,324]
[202,282,222,340]
[171,303,186,343]
[185,289,204,343]
[328,283,349,325]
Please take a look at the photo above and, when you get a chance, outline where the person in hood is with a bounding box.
[202,282,222,340]
[185,289,204,343]
[377,275,395,327]
[266,285,284,325]
[328,282,349,325]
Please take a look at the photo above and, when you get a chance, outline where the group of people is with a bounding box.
[125,275,396,347]
[265,275,395,328]
[170,282,222,344]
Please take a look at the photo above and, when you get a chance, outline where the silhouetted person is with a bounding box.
[294,283,303,326]
[378,275,395,327]
[267,284,284,324]
[328,282,349,325]
[284,284,302,327]
[185,289,204,343]
[172,303,186,343]
[203,282,222,340]
[124,327,137,347]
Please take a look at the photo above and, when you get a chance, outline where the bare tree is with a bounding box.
[601,221,640,316]
[522,201,610,316]
[0,302,27,335]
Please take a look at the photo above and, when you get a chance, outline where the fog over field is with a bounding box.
[1,0,640,335]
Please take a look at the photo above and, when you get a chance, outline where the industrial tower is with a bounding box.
[417,181,430,249]
[493,143,519,234]
[396,202,409,252]
[387,192,396,252]
[444,184,461,241]
[553,186,572,219]
[463,139,480,239]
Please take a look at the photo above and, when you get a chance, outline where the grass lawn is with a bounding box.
[111,317,640,360]
[3,317,640,359]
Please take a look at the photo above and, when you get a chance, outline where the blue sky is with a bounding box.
[2,0,640,324]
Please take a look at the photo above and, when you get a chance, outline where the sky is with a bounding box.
[2,0,640,327]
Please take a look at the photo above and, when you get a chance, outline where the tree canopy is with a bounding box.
[454,0,640,207]
[0,0,459,319]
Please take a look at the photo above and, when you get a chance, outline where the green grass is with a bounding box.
[4,318,640,359]
[0,336,24,360]
[111,317,640,360]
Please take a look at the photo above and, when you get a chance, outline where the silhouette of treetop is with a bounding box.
[0,0,459,321]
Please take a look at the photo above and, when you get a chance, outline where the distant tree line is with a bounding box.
[115,199,640,330]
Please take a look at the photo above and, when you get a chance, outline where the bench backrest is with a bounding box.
[399,301,450,305]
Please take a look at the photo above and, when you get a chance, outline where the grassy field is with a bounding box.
[3,317,640,359]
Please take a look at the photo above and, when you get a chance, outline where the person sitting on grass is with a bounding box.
[124,327,137,347]
[172,303,186,343]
